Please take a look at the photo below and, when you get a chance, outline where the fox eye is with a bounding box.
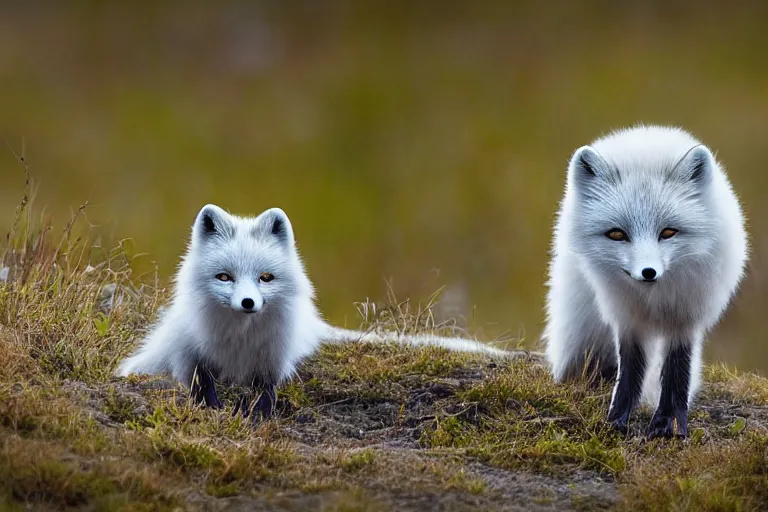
[215,273,233,282]
[259,273,275,283]
[605,229,629,242]
[659,228,678,240]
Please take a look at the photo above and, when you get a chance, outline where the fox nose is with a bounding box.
[241,298,255,310]
[641,268,657,281]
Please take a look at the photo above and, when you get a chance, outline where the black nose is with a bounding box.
[241,298,255,310]
[641,268,657,281]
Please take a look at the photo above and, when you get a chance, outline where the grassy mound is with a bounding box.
[0,185,766,510]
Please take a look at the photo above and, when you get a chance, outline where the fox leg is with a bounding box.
[190,362,223,409]
[647,339,692,439]
[233,381,277,423]
[607,335,646,434]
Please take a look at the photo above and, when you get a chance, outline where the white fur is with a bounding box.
[117,205,325,387]
[321,326,509,356]
[118,205,509,390]
[543,125,749,407]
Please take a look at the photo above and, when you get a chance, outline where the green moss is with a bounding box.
[103,385,140,424]
[147,432,223,471]
[281,380,312,409]
[526,428,625,475]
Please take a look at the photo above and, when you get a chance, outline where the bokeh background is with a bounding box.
[1,2,766,371]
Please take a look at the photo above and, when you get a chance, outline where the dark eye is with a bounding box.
[659,228,678,240]
[260,273,275,283]
[215,273,233,282]
[605,229,629,242]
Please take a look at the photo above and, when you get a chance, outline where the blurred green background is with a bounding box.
[1,2,766,371]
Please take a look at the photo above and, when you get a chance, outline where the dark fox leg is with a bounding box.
[232,381,277,423]
[647,341,691,440]
[607,339,646,434]
[190,362,223,409]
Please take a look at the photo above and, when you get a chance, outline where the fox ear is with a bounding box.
[568,146,610,192]
[194,204,234,241]
[254,207,295,246]
[673,145,714,187]
[570,146,608,178]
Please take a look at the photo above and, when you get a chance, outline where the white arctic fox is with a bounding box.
[117,204,507,421]
[543,125,748,439]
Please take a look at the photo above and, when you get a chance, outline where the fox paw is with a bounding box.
[609,418,629,435]
[647,413,688,440]
[232,385,276,424]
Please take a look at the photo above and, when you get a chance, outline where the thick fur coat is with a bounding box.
[543,125,748,438]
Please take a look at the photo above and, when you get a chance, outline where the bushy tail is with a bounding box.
[319,322,512,357]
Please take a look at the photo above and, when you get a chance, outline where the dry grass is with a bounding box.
[0,179,767,510]
[704,364,768,406]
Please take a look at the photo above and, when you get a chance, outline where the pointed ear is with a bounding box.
[254,207,295,245]
[568,145,611,192]
[193,204,234,241]
[672,145,714,187]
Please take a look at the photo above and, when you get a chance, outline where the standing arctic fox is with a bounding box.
[118,204,506,421]
[543,125,748,439]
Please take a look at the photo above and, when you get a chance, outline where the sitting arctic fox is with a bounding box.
[117,204,507,421]
[543,125,749,439]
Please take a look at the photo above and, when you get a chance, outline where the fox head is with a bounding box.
[566,139,718,286]
[178,204,313,315]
